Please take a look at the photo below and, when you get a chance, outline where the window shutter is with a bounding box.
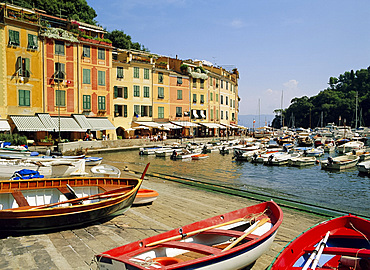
[149,106,152,117]
[16,57,22,75]
[114,86,118,98]
[24,58,31,77]
[14,31,19,45]
[124,87,128,99]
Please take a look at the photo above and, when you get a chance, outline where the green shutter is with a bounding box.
[124,105,127,117]
[124,87,128,99]
[149,106,152,117]
[16,57,22,75]
[114,86,118,98]
[24,58,30,77]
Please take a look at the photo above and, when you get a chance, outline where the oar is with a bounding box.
[311,231,330,270]
[221,218,270,252]
[146,217,249,247]
[302,231,330,270]
[141,163,150,180]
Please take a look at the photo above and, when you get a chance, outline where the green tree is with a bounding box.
[105,30,148,51]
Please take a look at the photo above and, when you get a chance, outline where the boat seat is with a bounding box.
[158,241,222,255]
[102,185,134,193]
[303,246,370,257]
[12,189,29,207]
[58,186,78,200]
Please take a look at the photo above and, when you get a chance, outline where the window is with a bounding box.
[193,94,197,103]
[55,40,65,55]
[16,57,31,77]
[221,95,224,105]
[8,30,20,46]
[27,34,37,49]
[210,109,213,120]
[124,105,128,117]
[192,78,196,88]
[226,96,228,106]
[226,81,229,90]
[216,110,219,120]
[83,69,91,84]
[216,79,219,88]
[177,90,182,100]
[98,71,105,85]
[54,62,65,83]
[200,94,204,103]
[98,48,105,60]
[83,95,91,110]
[176,107,182,117]
[177,77,182,84]
[149,106,153,117]
[158,87,164,98]
[18,90,30,106]
[200,79,204,89]
[114,105,122,117]
[124,87,128,99]
[83,45,90,57]
[143,86,150,98]
[158,72,163,83]
[98,96,106,110]
[56,90,65,106]
[133,67,139,78]
[216,94,219,102]
[221,80,224,88]
[141,105,149,117]
[144,68,149,79]
[221,110,224,120]
[134,85,140,97]
[158,107,164,119]
[210,92,213,101]
[134,105,140,116]
[117,67,124,79]
[232,112,235,121]
[226,111,229,120]
[210,77,213,86]
[114,86,123,98]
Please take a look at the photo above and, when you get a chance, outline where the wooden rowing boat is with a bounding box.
[133,189,159,205]
[0,164,150,234]
[95,200,283,270]
[268,214,370,270]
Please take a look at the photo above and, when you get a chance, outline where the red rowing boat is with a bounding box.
[133,189,159,205]
[268,214,370,270]
[95,200,283,270]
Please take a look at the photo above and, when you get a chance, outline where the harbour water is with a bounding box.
[100,149,369,218]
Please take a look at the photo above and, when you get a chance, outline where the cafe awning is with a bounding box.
[51,117,86,132]
[37,113,57,131]
[10,115,46,132]
[86,117,116,131]
[73,114,93,130]
[0,119,10,131]
[199,123,225,129]
[134,121,161,128]
[170,121,200,127]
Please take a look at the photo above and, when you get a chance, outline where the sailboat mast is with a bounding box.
[280,91,283,127]
[355,91,358,129]
[258,98,261,128]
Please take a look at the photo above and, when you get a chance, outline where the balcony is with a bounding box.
[79,36,112,46]
[1,7,40,25]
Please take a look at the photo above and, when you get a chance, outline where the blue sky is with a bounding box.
[86,0,370,116]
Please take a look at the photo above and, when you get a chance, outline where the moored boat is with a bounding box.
[0,163,149,234]
[288,156,317,167]
[357,160,370,174]
[133,188,159,205]
[95,200,283,270]
[191,153,209,160]
[91,164,121,177]
[268,214,370,270]
[321,155,359,170]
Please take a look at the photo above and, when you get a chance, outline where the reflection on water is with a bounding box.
[100,150,369,217]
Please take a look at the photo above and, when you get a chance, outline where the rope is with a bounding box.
[348,222,369,270]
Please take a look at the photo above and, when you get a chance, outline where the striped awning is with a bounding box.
[134,121,161,128]
[37,113,58,131]
[170,121,200,127]
[0,119,10,131]
[51,117,86,132]
[159,123,182,130]
[86,117,115,131]
[10,115,46,132]
[73,114,93,130]
[199,123,225,129]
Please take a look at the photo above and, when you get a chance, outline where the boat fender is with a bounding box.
[152,257,184,266]
[139,148,144,155]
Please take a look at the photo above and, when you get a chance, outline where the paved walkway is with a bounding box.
[0,171,325,270]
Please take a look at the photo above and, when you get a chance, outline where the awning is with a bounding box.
[133,125,149,130]
[0,119,10,131]
[192,110,198,118]
[10,115,46,132]
[51,117,86,132]
[86,117,116,131]
[199,123,225,129]
[200,110,206,119]
[73,114,93,130]
[134,121,161,128]
[37,113,58,131]
[158,123,182,130]
[170,121,200,127]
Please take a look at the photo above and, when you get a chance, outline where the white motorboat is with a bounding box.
[288,156,317,167]
[321,155,359,170]
[264,153,300,166]
[357,160,370,174]
[91,164,121,177]
[336,141,364,154]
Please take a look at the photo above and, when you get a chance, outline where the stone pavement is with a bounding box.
[0,173,325,270]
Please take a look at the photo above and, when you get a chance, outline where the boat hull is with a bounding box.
[133,189,159,205]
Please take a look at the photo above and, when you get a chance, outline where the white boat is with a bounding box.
[336,141,364,154]
[84,156,103,166]
[251,151,285,163]
[0,158,52,179]
[0,145,36,158]
[91,164,121,177]
[233,148,263,161]
[304,147,324,157]
[288,156,317,167]
[139,147,164,155]
[171,149,201,160]
[357,160,370,174]
[264,153,300,166]
[321,155,359,170]
[155,147,179,157]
